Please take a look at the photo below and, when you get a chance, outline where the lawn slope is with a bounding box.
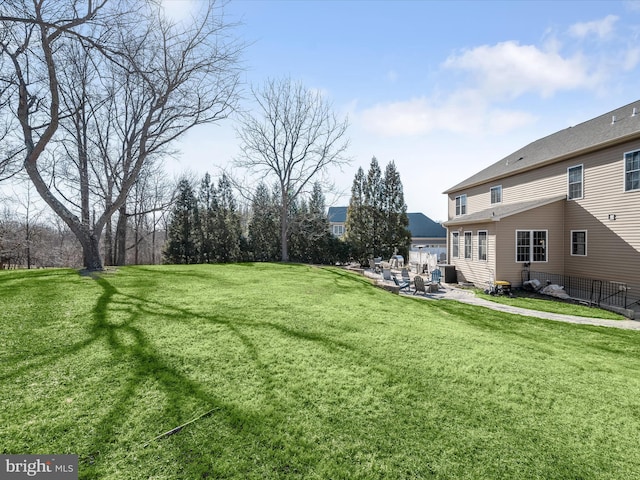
[1,264,640,479]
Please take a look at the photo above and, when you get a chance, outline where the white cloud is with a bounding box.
[568,15,619,39]
[623,47,640,71]
[443,41,599,99]
[625,1,640,12]
[160,0,197,21]
[357,95,536,137]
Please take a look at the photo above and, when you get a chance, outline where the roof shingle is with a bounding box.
[444,100,640,194]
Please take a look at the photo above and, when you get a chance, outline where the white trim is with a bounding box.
[455,194,467,216]
[570,230,587,256]
[464,231,472,259]
[451,232,460,258]
[567,164,584,200]
[515,229,548,263]
[490,185,502,204]
[477,230,488,262]
[623,148,640,192]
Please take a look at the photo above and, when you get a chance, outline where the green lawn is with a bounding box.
[2,264,640,479]
[475,290,627,320]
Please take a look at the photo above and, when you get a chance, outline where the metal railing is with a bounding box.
[522,270,636,310]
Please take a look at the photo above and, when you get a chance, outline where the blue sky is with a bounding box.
[165,0,640,221]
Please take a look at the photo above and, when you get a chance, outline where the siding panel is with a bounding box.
[447,138,640,296]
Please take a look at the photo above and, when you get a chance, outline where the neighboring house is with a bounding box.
[327,206,445,252]
[406,212,447,259]
[328,206,348,238]
[443,100,640,311]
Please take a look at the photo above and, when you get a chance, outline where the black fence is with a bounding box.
[522,270,638,310]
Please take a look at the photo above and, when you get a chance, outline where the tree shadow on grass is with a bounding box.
[80,274,405,475]
[3,267,432,476]
[81,276,273,468]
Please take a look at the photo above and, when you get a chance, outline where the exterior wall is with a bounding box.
[448,222,497,287]
[447,139,640,218]
[447,138,640,294]
[553,140,639,297]
[494,200,565,286]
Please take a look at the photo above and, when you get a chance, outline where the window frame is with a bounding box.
[477,230,488,261]
[515,229,548,263]
[624,149,640,192]
[452,232,459,258]
[455,194,467,216]
[332,224,344,237]
[567,164,583,200]
[490,185,502,204]
[571,230,587,256]
[464,231,472,259]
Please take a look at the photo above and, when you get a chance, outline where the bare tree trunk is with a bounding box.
[81,233,102,271]
[280,191,289,262]
[104,216,114,266]
[115,206,127,266]
[151,218,157,264]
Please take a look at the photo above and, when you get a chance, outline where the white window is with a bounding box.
[625,150,640,192]
[455,195,467,216]
[478,231,488,261]
[490,186,502,204]
[452,232,459,258]
[332,224,344,237]
[571,230,587,256]
[568,165,583,200]
[516,230,547,262]
[464,231,472,259]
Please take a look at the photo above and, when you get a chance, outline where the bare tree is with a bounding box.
[0,0,242,270]
[235,78,350,262]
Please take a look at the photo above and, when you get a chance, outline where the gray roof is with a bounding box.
[327,207,445,238]
[443,195,566,227]
[444,100,640,194]
[407,212,446,238]
[328,206,348,223]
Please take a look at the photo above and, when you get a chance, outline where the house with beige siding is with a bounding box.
[443,100,640,313]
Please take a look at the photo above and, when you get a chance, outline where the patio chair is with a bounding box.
[393,275,411,293]
[413,275,427,295]
[368,258,376,272]
[430,268,442,284]
[401,268,411,284]
[382,268,392,281]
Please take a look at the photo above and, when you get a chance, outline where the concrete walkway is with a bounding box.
[363,269,640,331]
[408,283,640,331]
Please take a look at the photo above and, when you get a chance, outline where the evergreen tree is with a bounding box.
[382,161,411,259]
[197,173,218,263]
[345,158,411,264]
[288,197,308,262]
[248,183,281,262]
[307,182,333,264]
[364,157,385,259]
[345,167,367,263]
[214,173,242,262]
[164,179,199,264]
[288,183,335,264]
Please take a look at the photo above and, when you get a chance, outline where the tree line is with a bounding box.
[163,174,349,265]
[1,157,411,269]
